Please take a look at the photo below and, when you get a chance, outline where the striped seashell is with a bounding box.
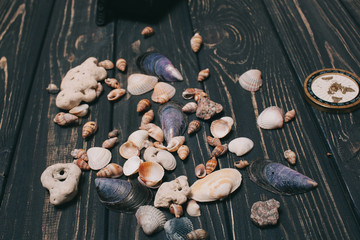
[140,123,164,143]
[71,149,88,161]
[136,205,166,235]
[284,149,296,165]
[210,144,228,158]
[95,82,103,98]
[167,136,185,152]
[182,88,204,99]
[87,147,112,170]
[207,136,221,147]
[141,26,155,37]
[141,109,154,125]
[123,156,143,176]
[97,163,123,178]
[170,204,183,218]
[98,59,114,69]
[151,82,176,104]
[108,129,119,138]
[205,157,217,175]
[177,145,189,160]
[73,158,90,170]
[195,164,206,179]
[116,58,127,72]
[102,137,118,149]
[186,200,201,217]
[234,160,249,169]
[46,83,59,94]
[105,78,121,89]
[284,109,296,122]
[197,68,209,82]
[127,73,158,95]
[155,150,176,171]
[210,117,234,138]
[194,91,209,102]
[191,32,202,53]
[53,112,78,126]
[82,121,97,138]
[182,102,197,113]
[107,88,126,101]
[128,130,149,150]
[69,104,89,117]
[257,106,285,130]
[138,161,165,188]
[187,120,201,135]
[238,69,262,92]
[119,141,140,159]
[137,99,151,113]
[187,229,209,240]
[228,137,254,157]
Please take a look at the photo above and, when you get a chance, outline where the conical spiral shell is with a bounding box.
[207,136,221,147]
[257,106,284,130]
[151,82,176,104]
[205,157,217,175]
[210,144,228,158]
[116,58,127,72]
[141,26,155,37]
[284,109,296,122]
[97,163,123,178]
[187,120,201,135]
[102,137,118,149]
[135,205,166,235]
[105,78,121,89]
[119,141,140,159]
[71,148,88,161]
[141,109,154,125]
[98,60,114,69]
[186,200,201,217]
[107,88,126,101]
[137,99,151,113]
[187,229,209,240]
[197,68,209,82]
[210,117,233,138]
[177,145,189,160]
[108,129,119,138]
[127,73,158,95]
[238,69,262,92]
[182,102,197,113]
[82,121,97,138]
[156,150,177,171]
[69,104,89,117]
[191,33,202,53]
[73,159,90,170]
[53,112,78,126]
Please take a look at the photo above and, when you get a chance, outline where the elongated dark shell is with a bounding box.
[137,52,183,82]
[95,178,152,213]
[164,217,194,240]
[248,159,318,195]
[158,102,187,144]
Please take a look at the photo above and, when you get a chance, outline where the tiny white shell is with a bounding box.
[135,205,166,235]
[123,156,143,176]
[127,74,158,95]
[210,117,234,139]
[186,200,201,217]
[156,150,177,171]
[238,69,262,92]
[228,137,254,156]
[257,106,284,130]
[128,130,149,150]
[87,147,112,170]
[69,104,89,117]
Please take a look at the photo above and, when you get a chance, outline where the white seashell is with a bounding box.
[167,136,185,152]
[186,200,201,217]
[228,137,254,157]
[128,130,149,150]
[257,106,284,130]
[87,147,112,170]
[190,168,242,202]
[210,117,234,138]
[135,205,166,235]
[139,123,164,143]
[69,104,89,117]
[156,150,177,171]
[138,162,165,187]
[123,156,143,176]
[191,32,202,53]
[238,69,262,92]
[127,73,158,95]
[151,82,176,104]
[119,141,140,159]
[143,146,161,162]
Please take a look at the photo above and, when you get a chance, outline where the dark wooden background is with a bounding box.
[0,0,359,239]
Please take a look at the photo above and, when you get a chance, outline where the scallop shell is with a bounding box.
[210,117,233,138]
[164,217,194,240]
[119,141,140,159]
[105,78,121,89]
[73,159,90,170]
[167,136,185,152]
[151,82,176,104]
[116,58,127,72]
[207,136,221,147]
[141,109,154,125]
[257,106,285,130]
[197,68,209,82]
[135,205,166,235]
[138,162,165,187]
[177,145,189,160]
[137,99,151,113]
[69,104,89,117]
[127,73,158,95]
[102,137,118,149]
[186,200,201,217]
[284,109,296,122]
[190,33,202,53]
[123,156,143,176]
[210,144,228,158]
[95,82,103,97]
[190,168,242,202]
[143,146,160,162]
[182,102,197,113]
[182,88,204,99]
[53,112,78,126]
[156,150,177,171]
[195,164,206,179]
[128,130,149,150]
[140,123,164,143]
[238,69,262,92]
[97,163,123,178]
[228,137,254,156]
[234,160,249,169]
[141,26,155,37]
[95,178,152,213]
[98,60,114,69]
[46,83,59,94]
[107,88,126,101]
[82,121,98,138]
[205,157,217,175]
[187,120,201,135]
[108,129,119,138]
[284,149,296,165]
[87,147,112,170]
[187,229,209,240]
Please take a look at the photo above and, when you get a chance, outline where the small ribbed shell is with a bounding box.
[53,112,78,126]
[69,104,89,117]
[228,137,254,157]
[137,99,151,113]
[191,33,202,52]
[284,149,296,165]
[170,204,183,218]
[156,150,177,171]
[195,164,206,179]
[167,136,186,152]
[182,102,197,113]
[151,82,176,104]
[123,156,143,176]
[143,146,160,162]
[207,136,221,147]
[210,117,233,138]
[116,58,127,72]
[73,159,90,170]
[186,200,201,217]
[102,137,118,149]
[187,120,201,135]
[164,217,194,240]
[95,82,103,98]
[97,163,123,178]
[210,144,228,158]
[107,88,126,101]
[105,78,121,89]
[140,123,164,143]
[257,106,285,130]
[98,60,114,69]
[234,160,249,169]
[177,145,189,160]
[205,157,217,175]
[82,121,98,138]
[141,109,154,125]
[284,109,296,122]
[187,229,209,240]
[127,73,158,95]
[141,26,155,37]
[119,141,140,159]
[108,129,119,138]
[182,88,204,99]
[87,147,112,170]
[138,162,165,187]
[238,69,262,92]
[128,130,149,150]
[135,205,166,235]
[71,149,88,161]
[197,68,209,82]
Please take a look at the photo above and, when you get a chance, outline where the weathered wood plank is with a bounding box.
[188,0,360,239]
[0,0,114,239]
[339,0,360,26]
[263,0,360,218]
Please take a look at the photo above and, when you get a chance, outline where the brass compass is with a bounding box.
[304,69,360,112]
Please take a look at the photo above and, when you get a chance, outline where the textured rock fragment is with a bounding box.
[250,199,280,227]
[196,97,223,120]
[154,176,191,208]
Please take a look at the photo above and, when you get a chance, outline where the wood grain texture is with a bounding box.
[263,0,360,218]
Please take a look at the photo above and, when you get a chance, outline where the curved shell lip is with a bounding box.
[119,141,140,159]
[138,162,165,187]
[210,117,233,139]
[123,156,143,176]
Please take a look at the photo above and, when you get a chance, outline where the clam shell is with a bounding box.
[177,145,189,160]
[187,229,209,240]
[210,117,233,138]
[156,150,177,171]
[138,162,165,187]
[205,157,217,175]
[143,146,161,162]
[197,68,209,82]
[159,102,187,144]
[102,137,118,149]
[127,73,158,95]
[128,130,149,150]
[95,178,152,213]
[69,104,89,117]
[228,137,254,156]
[119,141,140,159]
[195,164,206,179]
[123,156,143,176]
[190,168,242,202]
[182,102,197,113]
[238,69,262,92]
[151,82,176,104]
[140,123,164,143]
[164,217,194,240]
[87,147,112,170]
[257,106,284,130]
[116,58,127,72]
[135,205,166,235]
[97,163,123,178]
[82,121,98,138]
[186,200,201,217]
[167,136,186,152]
[190,33,202,53]
[137,99,151,113]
